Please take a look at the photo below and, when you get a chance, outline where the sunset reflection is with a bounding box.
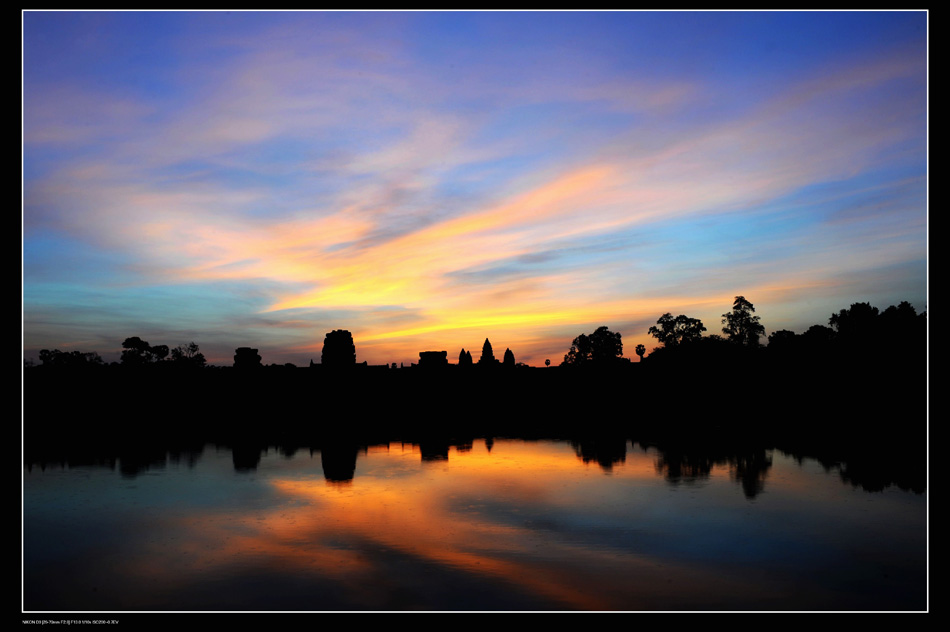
[133,441,785,609]
[24,437,927,611]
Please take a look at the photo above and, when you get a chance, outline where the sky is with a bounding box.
[22,10,928,367]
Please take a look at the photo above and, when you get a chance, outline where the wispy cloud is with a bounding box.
[23,12,927,365]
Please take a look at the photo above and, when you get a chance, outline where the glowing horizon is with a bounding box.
[23,11,928,367]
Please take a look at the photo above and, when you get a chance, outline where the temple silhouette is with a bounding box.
[24,299,927,463]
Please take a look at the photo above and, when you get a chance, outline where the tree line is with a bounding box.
[33,338,207,369]
[27,296,925,371]
[560,296,925,367]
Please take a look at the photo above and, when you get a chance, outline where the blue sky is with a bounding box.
[23,11,928,366]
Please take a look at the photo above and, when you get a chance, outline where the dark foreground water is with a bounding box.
[23,438,926,611]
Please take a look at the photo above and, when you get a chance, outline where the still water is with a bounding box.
[23,439,926,611]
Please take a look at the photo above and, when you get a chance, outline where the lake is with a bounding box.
[23,437,927,612]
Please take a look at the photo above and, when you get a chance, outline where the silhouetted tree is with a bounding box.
[801,324,835,350]
[38,348,59,366]
[563,326,623,366]
[880,301,921,329]
[478,338,497,366]
[87,351,105,366]
[545,359,551,367]
[38,349,104,368]
[825,300,925,365]
[591,326,622,363]
[829,302,879,341]
[722,296,765,347]
[563,333,591,365]
[648,313,706,347]
[322,330,356,368]
[880,301,919,332]
[121,337,161,365]
[765,324,833,366]
[635,344,646,361]
[766,329,797,353]
[880,301,926,353]
[170,342,206,368]
[571,437,628,471]
[233,347,262,369]
[503,348,515,367]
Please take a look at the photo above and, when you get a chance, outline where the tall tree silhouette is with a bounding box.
[722,296,765,347]
[635,344,646,361]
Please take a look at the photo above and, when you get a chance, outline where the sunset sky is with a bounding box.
[22,11,928,367]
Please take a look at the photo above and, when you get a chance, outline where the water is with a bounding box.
[23,439,927,611]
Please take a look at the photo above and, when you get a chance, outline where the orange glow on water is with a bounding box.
[30,437,923,611]
[249,442,676,609]
[132,441,681,609]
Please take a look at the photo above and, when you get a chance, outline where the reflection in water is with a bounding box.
[23,439,926,611]
[419,439,451,462]
[650,441,773,499]
[571,437,627,471]
[320,442,362,484]
[231,442,263,472]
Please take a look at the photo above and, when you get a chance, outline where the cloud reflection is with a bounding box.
[121,441,807,609]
